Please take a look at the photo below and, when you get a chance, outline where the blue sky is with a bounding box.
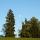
[0,0,40,36]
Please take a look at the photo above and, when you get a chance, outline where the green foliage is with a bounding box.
[19,19,31,38]
[3,9,15,37]
[29,17,39,38]
[19,17,40,38]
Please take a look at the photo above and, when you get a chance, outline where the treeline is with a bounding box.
[0,9,40,38]
[19,17,40,38]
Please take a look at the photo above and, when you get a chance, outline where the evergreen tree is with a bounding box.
[3,9,15,37]
[25,18,27,24]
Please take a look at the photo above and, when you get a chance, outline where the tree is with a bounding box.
[19,18,31,38]
[3,9,15,37]
[19,17,40,38]
[25,18,27,24]
[29,17,39,38]
[19,22,25,37]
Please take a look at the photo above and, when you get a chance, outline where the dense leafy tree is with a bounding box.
[3,9,15,37]
[19,19,31,37]
[29,17,39,38]
[19,17,40,38]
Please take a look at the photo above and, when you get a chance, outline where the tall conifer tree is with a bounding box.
[3,9,15,37]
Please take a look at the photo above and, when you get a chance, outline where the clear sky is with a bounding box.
[0,0,40,36]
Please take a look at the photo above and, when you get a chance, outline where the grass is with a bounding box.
[0,37,40,40]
